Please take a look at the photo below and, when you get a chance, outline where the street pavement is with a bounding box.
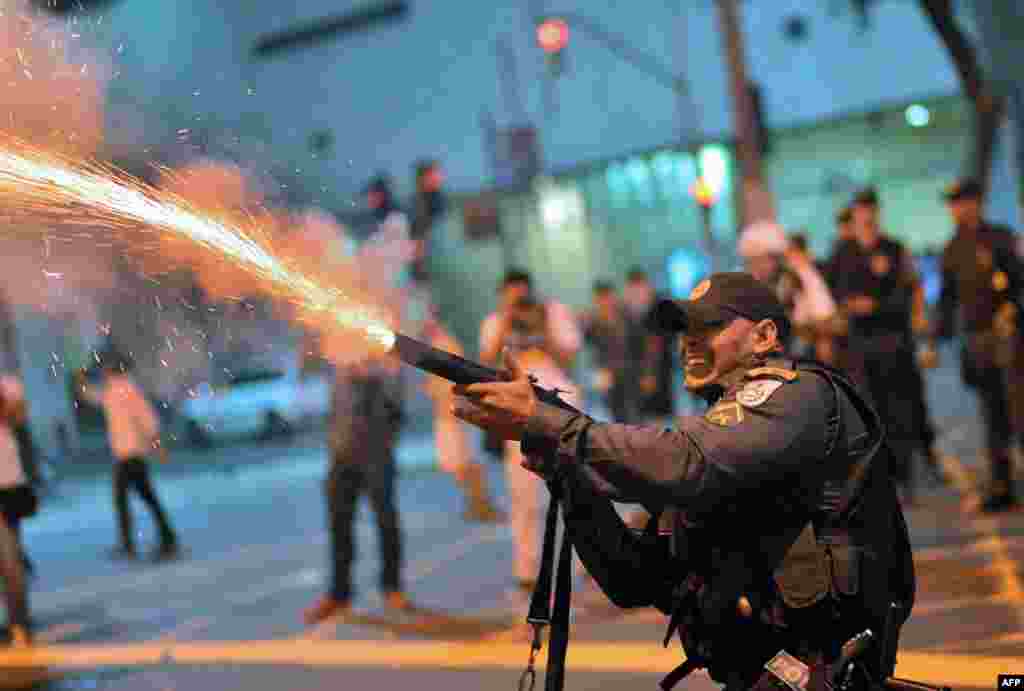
[0,349,1022,691]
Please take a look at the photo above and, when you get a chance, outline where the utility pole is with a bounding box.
[713,0,776,227]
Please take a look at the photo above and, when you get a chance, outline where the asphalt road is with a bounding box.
[0,350,1022,691]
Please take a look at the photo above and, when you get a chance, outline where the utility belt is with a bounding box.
[658,520,864,690]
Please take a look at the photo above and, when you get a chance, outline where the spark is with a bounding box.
[0,137,395,352]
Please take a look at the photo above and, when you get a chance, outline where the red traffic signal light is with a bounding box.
[537,18,569,54]
[417,162,444,193]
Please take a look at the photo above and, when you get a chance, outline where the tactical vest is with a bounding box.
[659,361,902,690]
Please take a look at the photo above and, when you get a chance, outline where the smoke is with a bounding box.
[0,1,109,157]
[0,1,115,313]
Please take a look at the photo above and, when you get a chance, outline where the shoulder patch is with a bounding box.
[737,379,784,408]
[745,366,799,382]
[705,401,744,427]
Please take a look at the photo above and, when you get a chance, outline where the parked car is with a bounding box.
[179,368,330,446]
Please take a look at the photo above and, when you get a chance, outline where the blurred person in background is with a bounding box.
[479,268,581,457]
[830,187,940,502]
[782,232,840,362]
[737,222,838,362]
[823,206,856,289]
[579,280,629,422]
[303,348,414,624]
[622,268,675,426]
[1,377,39,578]
[934,179,1024,512]
[76,351,179,561]
[419,316,504,523]
[0,377,36,647]
[495,295,581,600]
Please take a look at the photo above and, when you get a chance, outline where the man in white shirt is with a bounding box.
[478,269,581,596]
[77,353,178,561]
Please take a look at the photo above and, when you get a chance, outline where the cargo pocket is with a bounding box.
[773,523,831,609]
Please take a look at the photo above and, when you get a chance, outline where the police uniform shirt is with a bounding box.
[938,221,1024,337]
[831,236,915,338]
[522,360,835,518]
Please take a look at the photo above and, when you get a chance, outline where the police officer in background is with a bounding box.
[934,178,1024,513]
[453,272,914,690]
[831,188,940,501]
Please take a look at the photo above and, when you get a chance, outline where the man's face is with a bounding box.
[594,290,617,315]
[947,197,981,227]
[745,255,781,284]
[679,317,759,392]
[851,203,877,231]
[623,279,653,311]
[837,221,853,241]
[500,281,531,311]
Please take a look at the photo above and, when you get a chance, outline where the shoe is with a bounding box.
[302,596,351,625]
[981,494,1019,514]
[517,579,537,594]
[153,544,181,562]
[9,625,32,648]
[463,502,507,524]
[382,591,416,612]
[107,546,137,561]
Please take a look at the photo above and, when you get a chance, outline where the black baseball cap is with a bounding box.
[652,272,790,335]
[942,178,983,202]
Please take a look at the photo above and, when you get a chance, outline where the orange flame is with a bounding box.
[0,137,398,365]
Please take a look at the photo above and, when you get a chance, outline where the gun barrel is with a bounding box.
[390,333,505,385]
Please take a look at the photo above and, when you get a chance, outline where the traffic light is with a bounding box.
[537,17,569,76]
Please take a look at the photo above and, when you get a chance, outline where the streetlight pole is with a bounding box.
[713,0,777,227]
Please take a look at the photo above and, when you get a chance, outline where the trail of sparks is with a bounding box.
[0,138,395,351]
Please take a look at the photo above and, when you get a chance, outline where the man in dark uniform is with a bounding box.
[935,178,1024,513]
[830,188,940,500]
[453,272,915,690]
[303,353,414,624]
[622,268,675,425]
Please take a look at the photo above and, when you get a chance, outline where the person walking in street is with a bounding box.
[303,351,414,624]
[76,352,179,561]
[934,178,1024,513]
[0,378,35,647]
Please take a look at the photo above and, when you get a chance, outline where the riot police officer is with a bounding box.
[935,178,1024,513]
[453,272,915,690]
[830,188,939,501]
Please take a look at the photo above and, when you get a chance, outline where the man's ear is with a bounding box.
[751,319,780,354]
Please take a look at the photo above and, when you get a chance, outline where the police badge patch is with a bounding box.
[705,401,744,427]
[737,379,784,408]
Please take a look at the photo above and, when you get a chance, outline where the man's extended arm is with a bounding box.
[522,375,831,514]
